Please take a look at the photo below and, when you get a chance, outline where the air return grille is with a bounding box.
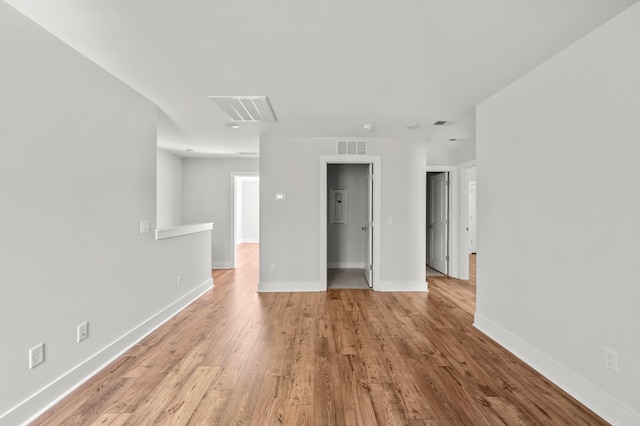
[209,96,277,122]
[337,140,367,155]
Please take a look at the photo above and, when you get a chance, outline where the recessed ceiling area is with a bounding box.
[4,0,638,159]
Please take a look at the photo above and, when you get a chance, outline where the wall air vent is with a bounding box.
[209,96,277,122]
[337,140,367,155]
[433,120,447,126]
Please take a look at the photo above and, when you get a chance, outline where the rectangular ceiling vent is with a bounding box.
[337,140,367,156]
[209,96,277,122]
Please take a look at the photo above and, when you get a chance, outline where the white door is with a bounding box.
[468,181,477,254]
[428,172,448,274]
[363,164,373,287]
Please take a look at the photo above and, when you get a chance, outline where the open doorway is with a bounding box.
[320,156,381,290]
[426,172,449,276]
[460,165,476,280]
[231,172,259,268]
[326,164,371,289]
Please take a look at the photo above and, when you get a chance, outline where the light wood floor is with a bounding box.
[31,245,606,425]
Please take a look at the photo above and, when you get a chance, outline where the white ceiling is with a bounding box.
[5,0,638,158]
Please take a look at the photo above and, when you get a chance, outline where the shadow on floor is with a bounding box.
[327,268,370,289]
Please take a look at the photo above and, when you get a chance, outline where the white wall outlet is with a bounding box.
[271,264,277,272]
[77,322,89,343]
[176,275,182,288]
[29,343,45,369]
[139,220,150,234]
[604,347,618,372]
[275,193,285,202]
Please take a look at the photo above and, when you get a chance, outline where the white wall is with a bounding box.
[426,109,477,166]
[426,141,476,166]
[183,158,259,268]
[475,4,640,425]
[327,164,368,268]
[0,5,212,424]
[157,149,184,227]
[259,137,426,291]
[238,178,259,243]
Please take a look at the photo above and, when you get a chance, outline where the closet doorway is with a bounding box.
[326,164,371,289]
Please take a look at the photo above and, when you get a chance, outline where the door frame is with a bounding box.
[320,155,381,290]
[427,171,450,275]
[460,161,476,280]
[425,165,460,278]
[230,171,259,268]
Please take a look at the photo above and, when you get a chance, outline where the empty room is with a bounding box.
[1,1,639,425]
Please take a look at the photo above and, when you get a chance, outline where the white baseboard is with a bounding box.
[257,281,325,292]
[327,262,364,269]
[237,238,259,244]
[212,261,233,269]
[474,313,639,426]
[375,281,428,292]
[4,278,213,426]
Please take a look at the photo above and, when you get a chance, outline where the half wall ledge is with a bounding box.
[155,222,213,240]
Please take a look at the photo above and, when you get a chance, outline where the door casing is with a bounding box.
[230,171,260,268]
[427,172,449,274]
[320,156,381,290]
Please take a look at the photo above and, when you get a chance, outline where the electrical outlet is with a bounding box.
[271,264,277,272]
[29,343,45,369]
[176,275,182,288]
[77,322,89,342]
[604,347,618,372]
[139,220,150,234]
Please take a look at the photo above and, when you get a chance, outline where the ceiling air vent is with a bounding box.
[337,140,367,156]
[433,120,447,126]
[209,96,277,122]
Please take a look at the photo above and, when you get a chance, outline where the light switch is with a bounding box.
[275,193,286,202]
[140,220,150,234]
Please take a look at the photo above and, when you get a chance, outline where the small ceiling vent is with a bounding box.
[337,140,367,156]
[433,120,447,126]
[209,96,277,122]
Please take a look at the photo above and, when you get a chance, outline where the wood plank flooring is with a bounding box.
[31,245,607,425]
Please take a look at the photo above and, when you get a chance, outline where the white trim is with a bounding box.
[426,165,460,278]
[230,172,259,268]
[155,222,213,240]
[257,281,325,292]
[320,156,381,291]
[459,161,477,281]
[237,238,259,244]
[4,278,213,426]
[474,314,640,426]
